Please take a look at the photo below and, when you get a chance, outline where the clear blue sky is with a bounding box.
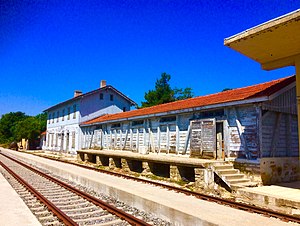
[1,1,299,117]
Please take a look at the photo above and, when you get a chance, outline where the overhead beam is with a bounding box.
[261,54,298,71]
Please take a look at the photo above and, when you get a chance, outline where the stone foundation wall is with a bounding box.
[78,152,214,190]
[260,157,300,184]
[233,160,260,175]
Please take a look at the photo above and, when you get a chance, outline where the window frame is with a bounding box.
[73,105,76,119]
[67,107,70,120]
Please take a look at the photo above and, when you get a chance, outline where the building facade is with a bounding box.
[81,76,298,163]
[43,81,136,154]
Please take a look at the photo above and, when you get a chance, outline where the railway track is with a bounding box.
[0,153,152,226]
[24,151,300,224]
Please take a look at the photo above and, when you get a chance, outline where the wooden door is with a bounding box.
[190,118,216,158]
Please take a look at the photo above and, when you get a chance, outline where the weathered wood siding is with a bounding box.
[262,86,297,114]
[81,105,262,159]
[81,105,262,160]
[225,106,259,159]
[262,112,298,157]
[81,89,298,160]
[261,86,298,157]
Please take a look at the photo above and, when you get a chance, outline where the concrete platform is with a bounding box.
[77,149,224,167]
[0,166,41,226]
[1,148,297,226]
[238,182,300,215]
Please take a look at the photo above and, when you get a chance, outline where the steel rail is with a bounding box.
[1,153,150,226]
[27,152,300,224]
[0,161,78,226]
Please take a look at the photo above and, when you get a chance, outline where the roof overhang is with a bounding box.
[224,9,300,70]
[44,85,137,112]
[81,96,269,127]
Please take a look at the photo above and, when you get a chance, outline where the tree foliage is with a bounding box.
[141,73,194,108]
[142,73,174,107]
[0,112,27,143]
[173,87,194,100]
[222,88,233,92]
[0,112,47,144]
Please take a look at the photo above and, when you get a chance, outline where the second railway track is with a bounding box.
[0,153,153,226]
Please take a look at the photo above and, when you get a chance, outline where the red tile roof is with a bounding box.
[82,75,295,125]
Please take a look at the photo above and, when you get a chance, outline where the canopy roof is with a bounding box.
[224,9,300,70]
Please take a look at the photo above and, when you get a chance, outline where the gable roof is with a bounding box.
[82,75,295,126]
[44,85,137,112]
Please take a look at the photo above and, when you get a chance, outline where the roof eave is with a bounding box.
[224,9,300,70]
[80,96,269,127]
[224,9,300,45]
[44,85,137,112]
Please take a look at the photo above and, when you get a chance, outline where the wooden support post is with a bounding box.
[119,129,122,149]
[122,130,128,150]
[176,124,180,154]
[148,128,154,152]
[182,124,191,155]
[137,128,140,152]
[109,130,112,150]
[105,130,108,149]
[114,129,117,149]
[166,125,170,154]
[143,127,146,152]
[158,126,161,154]
[223,111,230,158]
[100,129,103,149]
[130,128,133,150]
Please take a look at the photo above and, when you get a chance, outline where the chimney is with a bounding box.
[74,90,83,97]
[100,80,107,88]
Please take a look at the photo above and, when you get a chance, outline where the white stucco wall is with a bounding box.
[44,87,134,153]
[80,88,131,122]
[44,100,81,153]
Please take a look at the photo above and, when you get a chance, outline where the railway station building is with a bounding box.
[43,81,136,154]
[80,76,298,183]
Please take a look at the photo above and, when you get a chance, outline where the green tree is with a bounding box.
[141,73,175,107]
[141,72,194,108]
[0,112,47,145]
[174,87,193,100]
[0,112,28,143]
[222,88,233,92]
[35,112,47,132]
[14,113,47,142]
[14,117,40,141]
